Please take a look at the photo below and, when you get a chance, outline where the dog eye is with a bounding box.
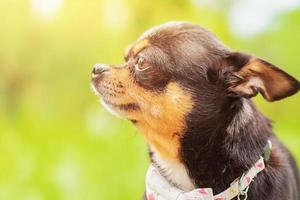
[135,57,150,71]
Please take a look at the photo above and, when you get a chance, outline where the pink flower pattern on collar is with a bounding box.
[146,156,267,200]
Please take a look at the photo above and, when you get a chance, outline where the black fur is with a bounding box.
[93,22,300,200]
[142,22,300,199]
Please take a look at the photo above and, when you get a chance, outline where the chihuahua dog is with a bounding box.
[91,22,300,200]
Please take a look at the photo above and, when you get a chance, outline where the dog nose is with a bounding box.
[92,64,110,75]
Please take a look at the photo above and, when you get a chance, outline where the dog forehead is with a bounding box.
[138,21,190,38]
[126,22,230,81]
[131,22,195,54]
[139,22,221,45]
[137,22,225,59]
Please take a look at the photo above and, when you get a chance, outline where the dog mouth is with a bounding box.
[92,84,139,111]
[91,71,140,118]
[101,99,140,111]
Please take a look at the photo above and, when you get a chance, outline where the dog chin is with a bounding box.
[91,83,101,96]
[100,99,123,118]
[91,83,123,117]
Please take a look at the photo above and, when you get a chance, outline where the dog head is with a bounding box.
[91,22,300,161]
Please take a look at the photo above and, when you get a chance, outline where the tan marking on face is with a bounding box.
[129,82,194,161]
[124,43,133,60]
[93,66,142,119]
[94,63,193,162]
[132,39,150,55]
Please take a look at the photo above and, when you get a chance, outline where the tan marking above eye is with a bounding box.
[132,39,150,56]
[124,44,133,61]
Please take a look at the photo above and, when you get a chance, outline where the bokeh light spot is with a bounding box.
[228,0,300,38]
[31,0,63,20]
[102,0,131,30]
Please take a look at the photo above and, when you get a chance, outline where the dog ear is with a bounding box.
[224,52,300,101]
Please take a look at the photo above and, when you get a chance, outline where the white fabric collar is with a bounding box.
[146,141,272,200]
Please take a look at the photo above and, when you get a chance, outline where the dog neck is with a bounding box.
[179,98,273,193]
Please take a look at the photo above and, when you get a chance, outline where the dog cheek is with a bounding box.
[150,105,163,118]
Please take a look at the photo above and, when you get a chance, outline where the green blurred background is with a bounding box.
[0,0,299,199]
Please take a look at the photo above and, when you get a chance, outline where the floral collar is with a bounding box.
[146,140,272,200]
